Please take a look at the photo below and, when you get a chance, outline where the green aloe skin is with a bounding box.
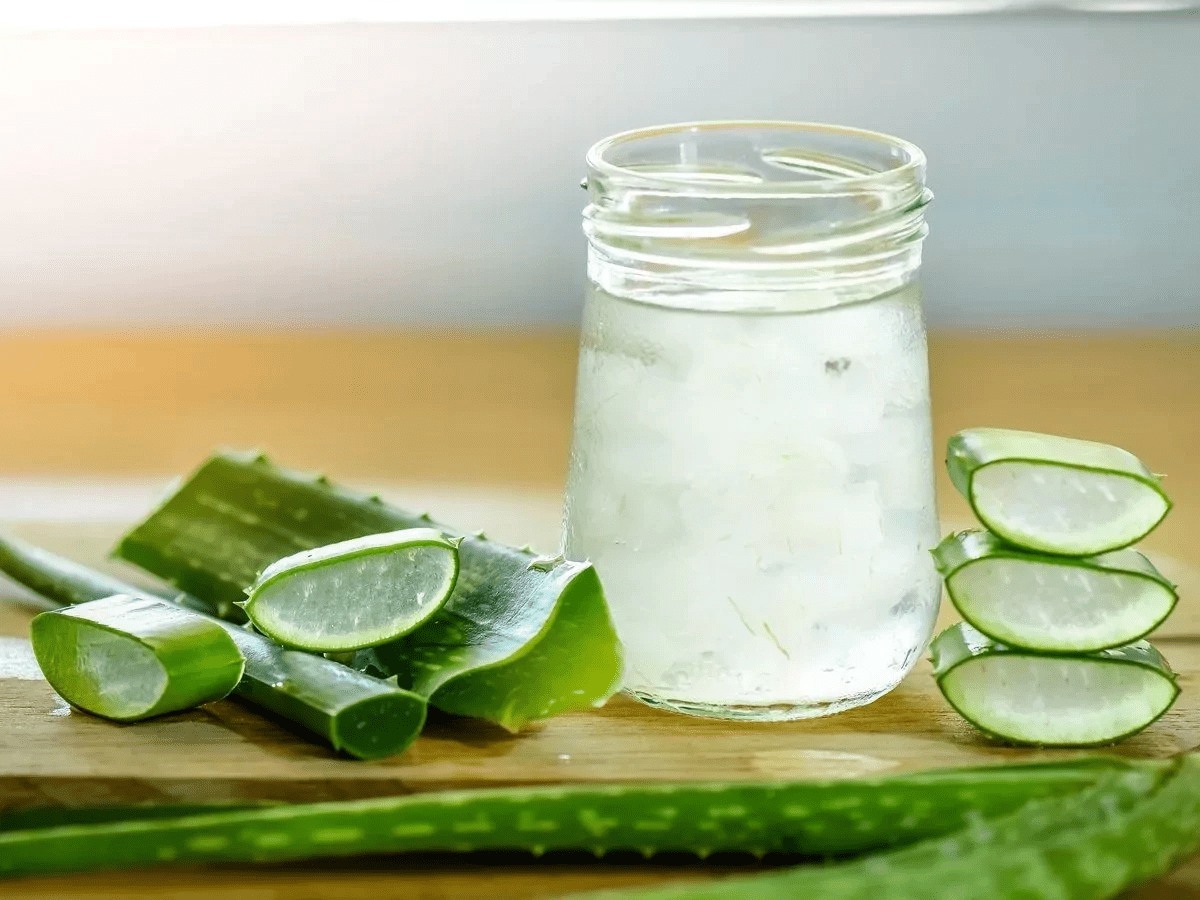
[931,623,1179,747]
[31,595,245,722]
[115,452,624,730]
[569,756,1200,900]
[0,534,427,760]
[0,759,1133,880]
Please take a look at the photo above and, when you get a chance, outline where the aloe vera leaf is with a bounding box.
[932,530,1178,652]
[0,533,427,760]
[114,452,623,730]
[0,759,1130,878]
[569,756,1200,900]
[945,428,1170,556]
[931,622,1179,746]
[30,595,245,721]
[243,528,460,653]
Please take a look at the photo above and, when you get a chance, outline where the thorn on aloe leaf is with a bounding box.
[252,452,270,465]
[368,494,384,504]
[418,512,433,522]
[471,530,487,541]
[519,544,534,555]
[315,474,331,486]
[527,553,563,573]
[383,674,401,687]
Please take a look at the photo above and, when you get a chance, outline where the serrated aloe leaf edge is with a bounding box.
[114,452,623,730]
[0,758,1138,879]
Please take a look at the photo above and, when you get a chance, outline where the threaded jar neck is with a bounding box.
[583,121,932,312]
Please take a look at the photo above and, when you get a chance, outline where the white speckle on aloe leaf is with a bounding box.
[391,822,436,837]
[516,811,554,834]
[187,835,230,851]
[708,805,747,818]
[156,846,179,861]
[782,806,808,818]
[254,833,291,848]
[578,809,618,837]
[313,828,365,843]
[452,818,494,834]
[634,821,671,832]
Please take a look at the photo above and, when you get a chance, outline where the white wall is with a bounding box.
[1,12,1197,328]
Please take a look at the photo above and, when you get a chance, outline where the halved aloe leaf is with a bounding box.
[243,528,459,653]
[933,530,1178,652]
[115,452,623,731]
[0,533,428,759]
[931,623,1178,746]
[30,595,245,722]
[946,428,1170,555]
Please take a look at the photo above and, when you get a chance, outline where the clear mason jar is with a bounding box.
[562,121,941,721]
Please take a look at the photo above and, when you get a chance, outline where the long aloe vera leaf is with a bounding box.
[0,759,1130,878]
[0,533,426,760]
[31,595,245,721]
[931,622,1179,746]
[933,529,1178,652]
[243,528,460,652]
[115,452,623,730]
[570,756,1200,900]
[946,427,1170,555]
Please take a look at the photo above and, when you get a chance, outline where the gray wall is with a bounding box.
[1,13,1197,329]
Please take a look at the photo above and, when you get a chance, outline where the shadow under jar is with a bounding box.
[563,121,942,721]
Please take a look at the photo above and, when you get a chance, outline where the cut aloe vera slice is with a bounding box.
[931,622,1178,746]
[30,595,245,722]
[0,533,428,759]
[243,528,459,652]
[933,530,1178,652]
[946,428,1170,555]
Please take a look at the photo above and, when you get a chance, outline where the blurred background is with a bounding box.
[2,2,1198,330]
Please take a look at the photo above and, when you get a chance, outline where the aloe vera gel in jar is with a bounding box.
[563,122,940,720]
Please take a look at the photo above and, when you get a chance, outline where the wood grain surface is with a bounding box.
[0,328,1197,899]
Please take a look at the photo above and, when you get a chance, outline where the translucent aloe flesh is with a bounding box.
[933,530,1178,652]
[30,595,245,721]
[0,533,427,760]
[243,528,460,652]
[0,760,1130,878]
[946,428,1170,555]
[571,756,1200,900]
[931,623,1179,746]
[115,453,623,730]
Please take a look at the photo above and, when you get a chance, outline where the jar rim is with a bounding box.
[586,120,926,200]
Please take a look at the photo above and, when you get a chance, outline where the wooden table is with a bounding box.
[0,329,1197,899]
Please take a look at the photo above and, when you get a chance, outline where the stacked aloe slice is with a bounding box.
[931,427,1179,746]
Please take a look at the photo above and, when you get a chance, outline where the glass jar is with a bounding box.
[562,121,941,721]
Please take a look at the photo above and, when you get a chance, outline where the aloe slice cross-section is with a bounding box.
[115,452,623,730]
[30,595,245,722]
[243,528,459,652]
[0,533,427,759]
[931,622,1179,746]
[933,530,1178,652]
[946,428,1170,555]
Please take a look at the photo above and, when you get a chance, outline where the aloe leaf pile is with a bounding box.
[114,451,624,731]
[0,451,622,758]
[932,428,1180,746]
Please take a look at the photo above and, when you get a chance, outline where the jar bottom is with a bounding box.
[625,681,901,722]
